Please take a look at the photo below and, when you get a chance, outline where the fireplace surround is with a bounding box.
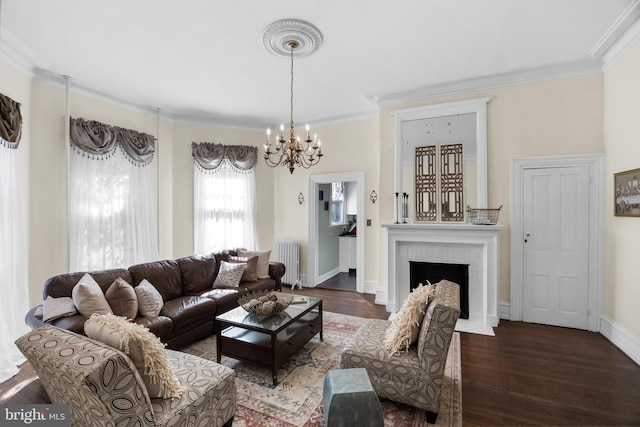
[383,222,502,335]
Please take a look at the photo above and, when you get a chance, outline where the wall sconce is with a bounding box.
[298,192,304,204]
[370,190,378,204]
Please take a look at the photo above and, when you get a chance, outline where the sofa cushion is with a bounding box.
[42,296,77,322]
[134,315,173,341]
[238,250,271,279]
[201,288,242,313]
[135,279,164,317]
[85,313,181,399]
[383,283,435,354]
[213,260,245,288]
[129,260,183,301]
[160,296,216,333]
[229,255,259,282]
[105,277,138,320]
[176,253,217,295]
[72,274,113,318]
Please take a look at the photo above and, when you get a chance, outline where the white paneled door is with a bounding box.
[522,166,590,329]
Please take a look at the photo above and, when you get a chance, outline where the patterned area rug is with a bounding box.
[181,311,461,427]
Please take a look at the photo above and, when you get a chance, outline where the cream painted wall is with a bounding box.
[603,40,640,339]
[171,123,275,258]
[28,81,67,307]
[379,74,604,302]
[272,117,380,283]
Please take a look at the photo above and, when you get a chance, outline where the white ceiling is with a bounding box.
[0,0,636,129]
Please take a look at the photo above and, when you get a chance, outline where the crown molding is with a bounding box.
[371,59,604,106]
[589,0,640,59]
[597,2,640,70]
[32,68,166,119]
[0,27,47,76]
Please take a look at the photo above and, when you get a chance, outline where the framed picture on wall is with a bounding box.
[614,168,640,217]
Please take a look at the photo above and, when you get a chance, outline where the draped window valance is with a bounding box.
[70,117,155,165]
[0,93,23,149]
[192,142,257,172]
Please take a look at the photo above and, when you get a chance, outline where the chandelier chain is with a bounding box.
[290,43,294,129]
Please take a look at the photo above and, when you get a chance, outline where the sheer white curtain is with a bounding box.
[194,158,258,254]
[69,145,158,271]
[0,144,29,382]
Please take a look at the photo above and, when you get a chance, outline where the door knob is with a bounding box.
[525,233,530,243]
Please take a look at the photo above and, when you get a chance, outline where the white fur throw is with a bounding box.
[85,313,181,399]
[383,283,435,355]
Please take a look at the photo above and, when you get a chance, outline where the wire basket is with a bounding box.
[466,205,502,225]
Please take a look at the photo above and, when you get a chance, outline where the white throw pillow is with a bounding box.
[85,313,181,398]
[72,274,113,318]
[213,260,246,288]
[42,295,77,322]
[238,250,272,279]
[383,283,435,354]
[135,279,164,317]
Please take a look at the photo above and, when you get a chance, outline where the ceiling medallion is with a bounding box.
[262,19,323,59]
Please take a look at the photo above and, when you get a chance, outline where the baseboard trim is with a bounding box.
[317,268,340,285]
[375,288,388,306]
[363,280,378,295]
[299,274,310,287]
[498,301,511,320]
[600,315,640,366]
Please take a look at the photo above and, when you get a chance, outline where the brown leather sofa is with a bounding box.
[25,250,285,349]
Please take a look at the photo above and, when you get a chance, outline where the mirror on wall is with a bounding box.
[393,97,490,221]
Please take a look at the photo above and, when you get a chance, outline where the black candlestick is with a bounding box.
[403,193,408,223]
[395,192,400,224]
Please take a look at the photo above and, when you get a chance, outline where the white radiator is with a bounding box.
[274,239,300,286]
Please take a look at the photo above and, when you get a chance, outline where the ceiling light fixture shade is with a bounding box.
[262,19,323,174]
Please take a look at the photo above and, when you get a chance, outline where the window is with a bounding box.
[330,182,346,225]
[193,143,258,253]
[68,118,158,271]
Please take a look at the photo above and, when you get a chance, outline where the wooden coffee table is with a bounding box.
[215,293,323,385]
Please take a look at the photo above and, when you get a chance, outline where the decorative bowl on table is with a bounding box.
[238,290,292,317]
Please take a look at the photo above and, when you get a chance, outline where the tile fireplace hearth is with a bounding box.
[382,222,503,336]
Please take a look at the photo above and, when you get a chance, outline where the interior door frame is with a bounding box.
[308,171,365,293]
[510,153,604,332]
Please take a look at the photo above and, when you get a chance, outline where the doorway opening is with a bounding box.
[308,172,365,293]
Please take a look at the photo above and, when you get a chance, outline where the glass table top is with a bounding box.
[216,292,322,332]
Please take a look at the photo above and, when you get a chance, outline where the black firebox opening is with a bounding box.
[409,261,469,319]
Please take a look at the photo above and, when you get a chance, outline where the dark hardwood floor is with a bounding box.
[316,271,357,292]
[2,286,639,426]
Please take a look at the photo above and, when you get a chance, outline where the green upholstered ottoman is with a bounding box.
[323,368,383,427]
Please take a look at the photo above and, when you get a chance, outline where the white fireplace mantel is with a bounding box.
[383,222,503,335]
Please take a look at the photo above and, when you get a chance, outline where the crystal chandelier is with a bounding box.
[262,20,323,174]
